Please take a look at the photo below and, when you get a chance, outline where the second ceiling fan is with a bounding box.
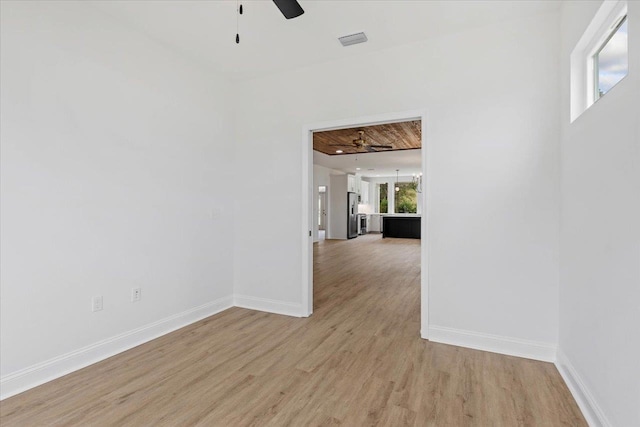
[332,130,394,153]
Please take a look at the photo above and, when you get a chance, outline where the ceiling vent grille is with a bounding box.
[338,32,368,47]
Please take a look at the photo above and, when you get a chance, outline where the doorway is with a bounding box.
[301,110,429,340]
[318,186,327,240]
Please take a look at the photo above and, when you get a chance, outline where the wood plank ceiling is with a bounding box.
[313,120,421,155]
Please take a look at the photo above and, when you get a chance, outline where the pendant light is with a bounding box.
[395,169,400,192]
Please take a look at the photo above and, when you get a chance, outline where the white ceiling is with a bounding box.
[93,0,559,81]
[314,149,421,178]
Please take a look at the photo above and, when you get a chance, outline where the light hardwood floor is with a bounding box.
[1,234,586,426]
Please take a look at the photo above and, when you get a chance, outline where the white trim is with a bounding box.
[555,349,612,427]
[420,116,430,339]
[0,295,234,401]
[301,125,313,317]
[428,325,557,362]
[233,294,303,317]
[302,109,429,338]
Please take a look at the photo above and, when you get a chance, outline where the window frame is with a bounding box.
[592,14,628,102]
[570,0,628,122]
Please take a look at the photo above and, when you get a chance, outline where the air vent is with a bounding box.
[339,32,368,47]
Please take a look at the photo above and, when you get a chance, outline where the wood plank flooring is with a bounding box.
[0,234,586,426]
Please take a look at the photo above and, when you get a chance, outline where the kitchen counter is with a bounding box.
[369,213,421,217]
[367,213,421,234]
[382,215,421,239]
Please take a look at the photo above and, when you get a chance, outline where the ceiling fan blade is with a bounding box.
[328,144,355,147]
[368,145,393,149]
[272,0,304,19]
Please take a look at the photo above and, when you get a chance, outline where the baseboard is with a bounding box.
[0,295,233,401]
[428,325,557,362]
[234,294,303,317]
[555,349,611,427]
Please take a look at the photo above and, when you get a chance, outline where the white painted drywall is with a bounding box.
[0,0,235,385]
[559,2,640,426]
[233,10,561,346]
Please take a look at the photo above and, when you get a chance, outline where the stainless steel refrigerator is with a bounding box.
[347,192,358,239]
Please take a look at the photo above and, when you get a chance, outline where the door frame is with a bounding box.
[301,109,430,339]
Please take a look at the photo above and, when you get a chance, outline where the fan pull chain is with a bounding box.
[236,1,243,44]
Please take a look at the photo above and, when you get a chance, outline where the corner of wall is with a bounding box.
[428,325,557,363]
[233,294,304,317]
[555,348,613,427]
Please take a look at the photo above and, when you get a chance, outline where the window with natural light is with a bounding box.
[594,16,628,100]
[570,0,628,121]
[379,183,388,213]
[394,183,418,214]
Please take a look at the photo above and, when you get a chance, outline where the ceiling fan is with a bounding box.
[272,0,305,19]
[236,0,304,43]
[331,130,394,153]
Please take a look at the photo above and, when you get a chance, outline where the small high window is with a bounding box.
[570,1,628,121]
[594,16,628,100]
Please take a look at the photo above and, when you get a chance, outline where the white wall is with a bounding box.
[558,2,640,426]
[0,1,235,396]
[234,9,561,348]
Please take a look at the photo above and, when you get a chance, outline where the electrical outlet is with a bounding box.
[131,287,141,302]
[92,296,103,312]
